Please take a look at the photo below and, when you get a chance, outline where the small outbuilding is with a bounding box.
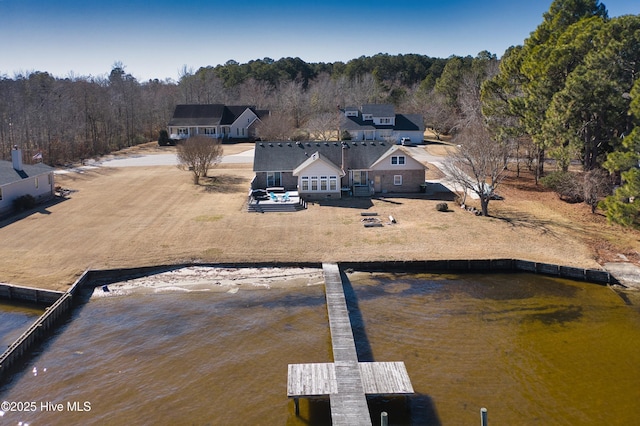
[0,146,55,217]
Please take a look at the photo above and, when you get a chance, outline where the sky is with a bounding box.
[1,0,637,82]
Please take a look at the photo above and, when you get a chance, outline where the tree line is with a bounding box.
[0,53,483,165]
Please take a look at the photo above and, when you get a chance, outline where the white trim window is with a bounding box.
[301,176,309,191]
[311,176,318,191]
[394,175,403,185]
[329,176,337,191]
[320,176,328,191]
[391,155,405,165]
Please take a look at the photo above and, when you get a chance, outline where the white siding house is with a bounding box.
[0,147,55,217]
[340,104,424,144]
[168,104,269,141]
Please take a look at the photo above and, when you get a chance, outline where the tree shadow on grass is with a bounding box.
[200,174,248,193]
[491,210,560,237]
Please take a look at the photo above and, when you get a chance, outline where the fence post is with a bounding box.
[481,407,488,426]
[381,411,388,426]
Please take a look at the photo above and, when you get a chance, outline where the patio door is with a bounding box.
[267,171,282,187]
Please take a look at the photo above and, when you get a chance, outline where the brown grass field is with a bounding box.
[1,142,639,291]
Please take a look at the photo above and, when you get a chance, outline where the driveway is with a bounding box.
[404,146,478,199]
[56,149,255,174]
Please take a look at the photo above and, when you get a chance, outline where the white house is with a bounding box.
[0,147,55,217]
[167,104,269,141]
[340,104,424,144]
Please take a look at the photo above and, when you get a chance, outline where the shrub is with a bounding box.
[540,171,582,203]
[14,194,36,211]
[436,202,449,212]
[158,129,171,146]
[340,130,352,141]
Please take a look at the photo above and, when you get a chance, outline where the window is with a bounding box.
[329,176,337,191]
[352,171,367,186]
[391,156,405,165]
[178,128,188,136]
[380,118,391,124]
[204,128,216,135]
[301,177,309,191]
[311,176,318,191]
[320,176,328,191]
[267,172,282,187]
[394,175,403,185]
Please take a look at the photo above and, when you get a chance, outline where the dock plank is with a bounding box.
[323,263,372,425]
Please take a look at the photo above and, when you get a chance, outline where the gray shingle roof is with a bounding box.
[340,110,424,132]
[253,141,393,172]
[361,104,395,117]
[0,161,54,186]
[394,114,423,131]
[168,104,268,127]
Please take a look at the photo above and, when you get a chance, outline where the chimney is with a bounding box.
[12,145,23,171]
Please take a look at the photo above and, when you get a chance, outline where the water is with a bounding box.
[1,272,639,425]
[0,301,45,347]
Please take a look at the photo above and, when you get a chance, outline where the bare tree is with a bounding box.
[176,136,223,184]
[583,169,613,214]
[255,111,295,141]
[306,112,339,141]
[444,123,509,216]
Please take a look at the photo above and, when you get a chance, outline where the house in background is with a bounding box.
[253,140,427,199]
[0,146,55,217]
[340,104,424,145]
[168,104,269,141]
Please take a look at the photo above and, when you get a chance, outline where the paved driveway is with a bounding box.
[404,146,478,199]
[56,149,255,174]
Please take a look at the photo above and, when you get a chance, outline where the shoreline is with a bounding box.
[91,266,326,297]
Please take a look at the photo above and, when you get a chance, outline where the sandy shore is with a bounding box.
[92,266,326,298]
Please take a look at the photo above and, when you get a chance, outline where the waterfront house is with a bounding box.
[252,140,427,199]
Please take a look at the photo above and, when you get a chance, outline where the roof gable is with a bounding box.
[369,146,426,170]
[292,152,342,176]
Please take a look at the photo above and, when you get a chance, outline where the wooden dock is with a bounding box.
[287,263,413,425]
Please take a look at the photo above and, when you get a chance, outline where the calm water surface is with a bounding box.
[1,272,639,425]
[0,301,45,347]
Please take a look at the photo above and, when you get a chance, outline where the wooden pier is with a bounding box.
[288,263,414,425]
